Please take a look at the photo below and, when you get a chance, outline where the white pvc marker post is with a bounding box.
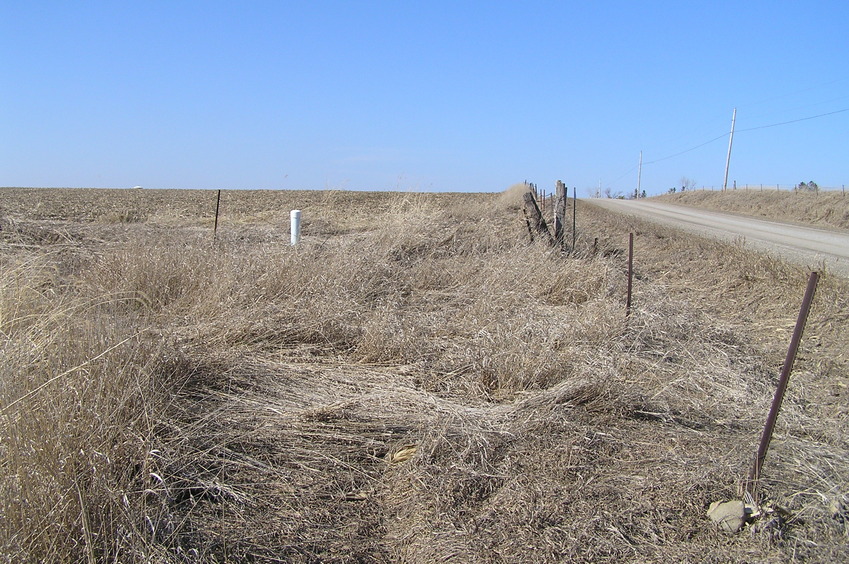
[290,210,302,246]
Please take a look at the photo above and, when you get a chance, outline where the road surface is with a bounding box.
[585,199,849,277]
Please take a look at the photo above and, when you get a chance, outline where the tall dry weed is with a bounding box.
[0,253,175,561]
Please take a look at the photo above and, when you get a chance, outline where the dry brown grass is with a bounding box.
[656,188,849,231]
[1,187,847,562]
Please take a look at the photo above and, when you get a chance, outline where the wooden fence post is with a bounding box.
[554,180,566,248]
[572,186,577,252]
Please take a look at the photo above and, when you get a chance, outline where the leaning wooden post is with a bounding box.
[522,208,535,242]
[554,180,566,247]
[744,271,819,499]
[522,191,553,245]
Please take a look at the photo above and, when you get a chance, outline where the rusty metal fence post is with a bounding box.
[625,233,634,317]
[213,189,222,242]
[745,271,820,498]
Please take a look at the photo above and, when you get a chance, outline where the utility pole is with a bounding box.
[636,151,642,199]
[723,108,737,192]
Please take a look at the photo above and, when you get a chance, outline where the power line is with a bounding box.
[602,105,848,191]
[736,107,849,133]
[607,163,639,185]
[643,133,728,165]
[734,79,849,120]
[636,107,849,168]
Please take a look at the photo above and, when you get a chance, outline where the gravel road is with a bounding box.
[586,198,849,277]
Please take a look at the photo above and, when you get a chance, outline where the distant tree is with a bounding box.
[680,177,696,192]
[640,189,647,199]
[797,181,819,192]
[669,187,677,193]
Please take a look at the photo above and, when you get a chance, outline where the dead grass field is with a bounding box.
[1,186,847,562]
[656,188,849,231]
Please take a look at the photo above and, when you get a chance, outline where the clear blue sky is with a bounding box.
[2,1,847,195]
